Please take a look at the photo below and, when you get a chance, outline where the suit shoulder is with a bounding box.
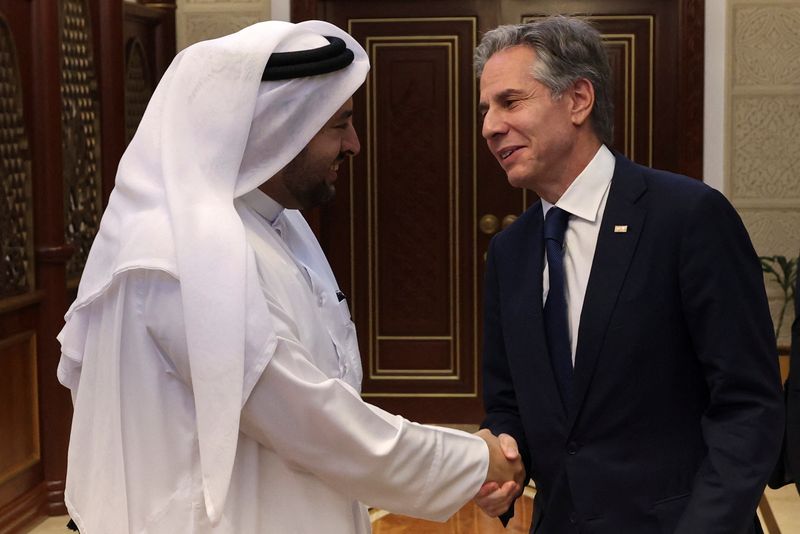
[620,158,723,209]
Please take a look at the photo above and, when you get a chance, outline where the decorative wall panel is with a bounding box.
[739,209,800,259]
[183,12,262,43]
[731,95,800,199]
[176,0,270,51]
[0,16,34,299]
[733,5,800,87]
[60,0,102,282]
[729,1,800,346]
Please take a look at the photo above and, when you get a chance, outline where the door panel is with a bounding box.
[301,0,704,423]
[321,10,492,421]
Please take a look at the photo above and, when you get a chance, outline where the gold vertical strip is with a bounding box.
[366,36,376,377]
[347,20,357,326]
[630,34,636,161]
[451,39,458,377]
[470,17,478,395]
[648,16,654,167]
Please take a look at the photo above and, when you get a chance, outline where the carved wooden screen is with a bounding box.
[60,0,102,284]
[0,10,41,531]
[0,19,34,299]
[123,1,176,147]
[124,38,154,145]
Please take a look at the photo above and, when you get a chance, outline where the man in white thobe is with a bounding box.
[57,20,521,533]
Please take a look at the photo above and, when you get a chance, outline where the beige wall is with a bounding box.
[176,0,272,51]
[726,0,799,346]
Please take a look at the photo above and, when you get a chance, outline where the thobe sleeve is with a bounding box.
[240,297,489,522]
[143,267,489,522]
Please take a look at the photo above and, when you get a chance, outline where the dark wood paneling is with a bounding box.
[375,45,454,336]
[677,0,704,179]
[378,340,452,372]
[320,12,490,420]
[0,0,54,528]
[0,332,39,489]
[93,0,125,204]
[127,1,176,83]
[0,481,45,534]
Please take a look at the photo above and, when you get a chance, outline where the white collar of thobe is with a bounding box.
[240,188,286,226]
[542,144,615,222]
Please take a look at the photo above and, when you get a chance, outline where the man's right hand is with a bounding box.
[474,430,525,517]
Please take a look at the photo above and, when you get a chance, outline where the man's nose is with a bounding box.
[481,108,505,140]
[344,125,361,157]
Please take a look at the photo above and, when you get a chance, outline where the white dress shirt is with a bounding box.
[541,145,615,365]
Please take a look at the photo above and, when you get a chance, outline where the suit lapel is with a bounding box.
[504,202,567,420]
[568,156,647,429]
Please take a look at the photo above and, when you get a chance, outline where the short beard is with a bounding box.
[280,147,338,210]
[294,180,335,210]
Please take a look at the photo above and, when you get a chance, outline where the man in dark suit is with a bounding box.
[473,16,785,533]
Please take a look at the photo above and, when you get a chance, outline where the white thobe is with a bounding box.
[58,190,488,533]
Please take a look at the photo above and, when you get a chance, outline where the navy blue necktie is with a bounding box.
[543,206,573,410]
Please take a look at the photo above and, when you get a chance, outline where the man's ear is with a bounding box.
[569,78,595,127]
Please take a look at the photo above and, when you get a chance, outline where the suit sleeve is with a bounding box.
[480,236,531,524]
[675,187,785,533]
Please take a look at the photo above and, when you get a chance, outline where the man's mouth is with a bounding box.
[330,154,346,173]
[498,146,522,161]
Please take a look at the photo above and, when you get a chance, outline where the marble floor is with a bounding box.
[24,485,800,533]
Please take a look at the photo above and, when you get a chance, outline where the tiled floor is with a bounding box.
[24,485,800,533]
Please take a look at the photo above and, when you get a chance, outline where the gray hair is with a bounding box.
[475,16,613,146]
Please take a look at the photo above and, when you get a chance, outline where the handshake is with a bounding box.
[474,429,526,517]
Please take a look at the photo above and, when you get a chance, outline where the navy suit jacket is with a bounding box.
[481,154,784,534]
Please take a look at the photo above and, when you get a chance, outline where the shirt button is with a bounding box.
[318,295,325,306]
[567,441,579,455]
[569,512,578,524]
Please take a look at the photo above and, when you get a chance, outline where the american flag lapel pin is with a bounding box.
[614,225,628,233]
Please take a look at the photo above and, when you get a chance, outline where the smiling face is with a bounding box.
[479,46,597,200]
[261,97,360,209]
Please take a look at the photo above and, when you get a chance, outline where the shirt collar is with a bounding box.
[541,144,615,222]
[238,187,286,224]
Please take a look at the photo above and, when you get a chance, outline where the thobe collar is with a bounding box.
[240,188,286,226]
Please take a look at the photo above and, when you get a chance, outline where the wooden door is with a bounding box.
[298,0,703,423]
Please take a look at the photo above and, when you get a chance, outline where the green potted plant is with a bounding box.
[760,254,798,349]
